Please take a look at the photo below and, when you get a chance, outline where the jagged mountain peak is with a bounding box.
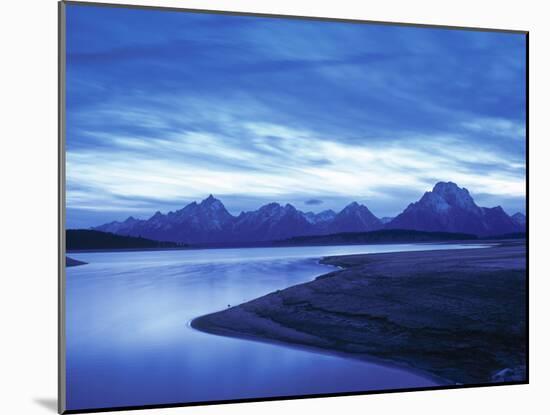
[388,182,520,236]
[328,200,382,233]
[254,202,299,218]
[340,201,376,216]
[343,201,360,209]
[258,202,282,212]
[200,194,224,207]
[284,203,297,212]
[432,181,469,199]
[92,182,522,243]
[433,181,461,193]
[420,181,478,213]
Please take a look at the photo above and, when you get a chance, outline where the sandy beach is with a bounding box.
[192,242,526,385]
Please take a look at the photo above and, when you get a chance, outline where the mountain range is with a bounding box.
[93,182,526,244]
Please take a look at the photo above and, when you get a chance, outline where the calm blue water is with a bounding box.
[66,243,485,410]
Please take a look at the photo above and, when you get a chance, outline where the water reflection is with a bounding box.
[66,243,484,410]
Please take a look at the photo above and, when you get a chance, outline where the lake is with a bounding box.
[65,243,485,410]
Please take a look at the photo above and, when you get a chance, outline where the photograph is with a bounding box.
[62,2,527,412]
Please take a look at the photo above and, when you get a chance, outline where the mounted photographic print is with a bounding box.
[59,1,528,413]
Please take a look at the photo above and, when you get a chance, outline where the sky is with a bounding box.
[65,4,527,229]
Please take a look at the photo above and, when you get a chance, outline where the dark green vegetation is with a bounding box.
[192,242,526,385]
[66,229,187,251]
[278,229,478,246]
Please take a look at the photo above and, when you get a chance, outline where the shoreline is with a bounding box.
[191,243,526,385]
[190,312,454,387]
[67,238,498,255]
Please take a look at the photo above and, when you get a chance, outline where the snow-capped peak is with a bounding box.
[421,181,478,213]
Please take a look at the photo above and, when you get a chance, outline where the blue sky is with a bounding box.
[65,4,526,228]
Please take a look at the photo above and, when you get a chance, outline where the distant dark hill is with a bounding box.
[278,229,478,246]
[66,229,186,251]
